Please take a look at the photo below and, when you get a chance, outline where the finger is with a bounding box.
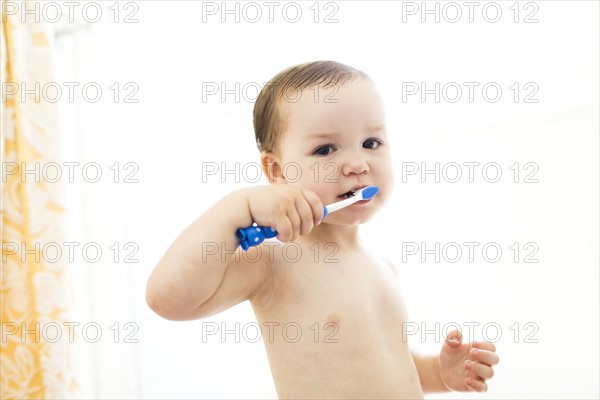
[465,360,495,380]
[285,206,302,241]
[275,217,293,242]
[473,341,496,352]
[465,377,488,392]
[445,329,462,346]
[301,189,324,224]
[469,348,500,366]
[294,196,314,236]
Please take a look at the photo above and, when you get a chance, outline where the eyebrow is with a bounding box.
[305,132,340,140]
[305,125,385,140]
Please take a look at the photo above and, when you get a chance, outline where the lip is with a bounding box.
[352,198,373,205]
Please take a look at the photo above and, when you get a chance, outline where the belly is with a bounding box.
[256,313,424,399]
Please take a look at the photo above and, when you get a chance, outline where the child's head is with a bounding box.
[254,61,393,225]
[254,61,370,155]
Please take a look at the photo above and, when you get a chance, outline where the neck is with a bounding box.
[300,222,363,251]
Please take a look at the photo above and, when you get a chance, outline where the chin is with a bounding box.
[326,209,378,226]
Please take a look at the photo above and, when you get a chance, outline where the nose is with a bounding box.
[341,151,369,176]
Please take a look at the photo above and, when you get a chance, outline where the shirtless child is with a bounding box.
[146,61,499,398]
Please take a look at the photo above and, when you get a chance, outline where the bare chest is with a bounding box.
[253,249,409,346]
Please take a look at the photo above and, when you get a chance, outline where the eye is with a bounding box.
[363,138,383,150]
[313,145,335,156]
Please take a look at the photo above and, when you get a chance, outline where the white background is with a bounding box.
[43,0,600,398]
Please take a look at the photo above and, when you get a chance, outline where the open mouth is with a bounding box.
[337,186,367,199]
[338,190,355,199]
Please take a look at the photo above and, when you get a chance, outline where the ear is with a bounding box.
[261,152,286,184]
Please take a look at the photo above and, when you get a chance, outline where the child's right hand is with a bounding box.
[244,185,324,242]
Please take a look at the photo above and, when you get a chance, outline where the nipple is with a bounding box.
[326,312,341,327]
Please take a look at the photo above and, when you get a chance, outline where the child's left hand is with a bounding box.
[439,330,499,392]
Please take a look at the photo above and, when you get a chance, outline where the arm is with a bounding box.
[146,185,323,321]
[415,333,500,394]
[385,262,499,393]
[411,352,449,393]
[146,188,267,321]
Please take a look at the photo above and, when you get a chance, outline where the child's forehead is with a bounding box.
[278,79,383,129]
[282,78,374,106]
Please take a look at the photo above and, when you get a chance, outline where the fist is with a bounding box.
[440,330,500,392]
[246,184,324,242]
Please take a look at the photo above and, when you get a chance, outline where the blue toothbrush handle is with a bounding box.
[236,225,278,250]
[237,206,328,250]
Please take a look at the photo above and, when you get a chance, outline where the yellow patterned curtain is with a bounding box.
[1,5,79,399]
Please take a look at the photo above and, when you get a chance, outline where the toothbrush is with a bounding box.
[236,186,379,250]
[321,185,379,218]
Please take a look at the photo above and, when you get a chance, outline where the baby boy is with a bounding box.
[146,61,499,398]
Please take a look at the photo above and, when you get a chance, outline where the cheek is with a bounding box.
[371,158,394,197]
[298,169,332,199]
[305,163,348,199]
[299,161,337,184]
[282,160,330,197]
[371,156,393,180]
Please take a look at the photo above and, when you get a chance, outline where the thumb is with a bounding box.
[444,329,463,347]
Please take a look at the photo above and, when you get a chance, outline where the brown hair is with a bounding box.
[253,61,370,155]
